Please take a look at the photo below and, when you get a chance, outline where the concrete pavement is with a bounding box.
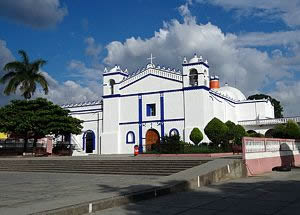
[91,169,300,215]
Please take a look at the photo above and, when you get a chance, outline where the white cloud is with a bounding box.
[0,39,22,105]
[0,0,68,28]
[271,81,300,116]
[34,72,101,105]
[196,0,300,27]
[236,31,300,47]
[0,39,101,106]
[103,18,289,96]
[84,37,102,64]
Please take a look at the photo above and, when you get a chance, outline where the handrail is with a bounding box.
[238,116,300,126]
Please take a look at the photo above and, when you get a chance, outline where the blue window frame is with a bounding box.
[126,131,135,144]
[146,104,156,116]
[169,128,179,136]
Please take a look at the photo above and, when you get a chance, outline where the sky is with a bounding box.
[0,0,300,116]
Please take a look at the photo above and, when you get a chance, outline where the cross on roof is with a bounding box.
[147,53,156,64]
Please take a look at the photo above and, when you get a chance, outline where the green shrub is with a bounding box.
[161,134,180,145]
[204,117,228,146]
[225,120,236,142]
[189,128,203,146]
[233,125,246,145]
[273,124,286,138]
[285,120,300,139]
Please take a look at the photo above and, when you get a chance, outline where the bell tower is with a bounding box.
[182,54,210,88]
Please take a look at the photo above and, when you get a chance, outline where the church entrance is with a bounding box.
[84,130,94,153]
[145,129,160,151]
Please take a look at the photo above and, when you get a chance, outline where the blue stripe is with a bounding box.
[138,96,143,153]
[103,72,128,77]
[160,93,165,137]
[119,73,182,90]
[102,85,269,105]
[182,61,209,68]
[119,118,185,125]
[103,94,121,98]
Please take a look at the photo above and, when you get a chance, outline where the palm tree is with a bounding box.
[0,50,49,99]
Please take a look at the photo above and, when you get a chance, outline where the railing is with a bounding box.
[238,116,300,126]
[0,139,47,155]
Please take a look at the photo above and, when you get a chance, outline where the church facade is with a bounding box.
[63,54,274,155]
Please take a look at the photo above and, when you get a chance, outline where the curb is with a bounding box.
[31,159,246,215]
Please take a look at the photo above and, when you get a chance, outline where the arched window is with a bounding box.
[169,128,179,137]
[109,79,116,95]
[126,131,135,144]
[189,69,198,86]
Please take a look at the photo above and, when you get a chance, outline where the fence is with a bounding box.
[242,137,300,176]
[0,139,47,156]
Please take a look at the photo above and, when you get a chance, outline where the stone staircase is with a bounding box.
[0,159,207,176]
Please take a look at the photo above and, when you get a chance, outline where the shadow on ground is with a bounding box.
[93,169,300,215]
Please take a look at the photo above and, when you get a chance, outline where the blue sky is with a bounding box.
[0,0,300,116]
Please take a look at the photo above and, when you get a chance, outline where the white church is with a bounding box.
[62,54,274,155]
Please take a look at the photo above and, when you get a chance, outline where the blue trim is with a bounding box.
[126,131,135,144]
[182,62,209,68]
[103,94,121,98]
[138,96,143,153]
[103,72,128,77]
[160,93,165,137]
[169,128,179,136]
[119,73,182,90]
[119,118,185,125]
[183,86,210,91]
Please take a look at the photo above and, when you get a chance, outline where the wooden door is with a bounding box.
[146,129,160,151]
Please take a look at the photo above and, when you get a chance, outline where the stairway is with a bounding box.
[0,159,207,176]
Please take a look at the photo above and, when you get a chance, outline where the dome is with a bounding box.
[215,84,246,101]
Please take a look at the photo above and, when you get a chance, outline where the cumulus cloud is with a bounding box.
[103,18,289,95]
[0,40,22,105]
[0,39,101,106]
[0,0,68,28]
[84,37,102,64]
[271,81,300,116]
[34,72,101,105]
[196,0,300,27]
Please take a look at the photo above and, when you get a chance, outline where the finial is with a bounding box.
[104,67,108,73]
[183,56,187,64]
[205,59,208,64]
[147,53,156,65]
[199,56,203,61]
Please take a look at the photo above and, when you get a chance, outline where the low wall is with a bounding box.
[242,137,300,176]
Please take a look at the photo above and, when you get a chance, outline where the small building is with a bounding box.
[64,54,274,155]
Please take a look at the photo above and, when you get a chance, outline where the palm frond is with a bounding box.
[18,50,30,65]
[0,71,16,84]
[35,74,49,95]
[3,61,24,72]
[3,77,21,96]
[31,59,47,73]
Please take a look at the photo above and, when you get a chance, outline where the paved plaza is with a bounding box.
[0,171,161,215]
[92,169,300,215]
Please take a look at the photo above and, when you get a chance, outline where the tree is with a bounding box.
[285,120,300,139]
[204,118,228,146]
[225,120,236,143]
[189,128,203,146]
[271,125,284,138]
[0,98,83,152]
[247,94,283,118]
[233,125,246,145]
[0,50,49,99]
